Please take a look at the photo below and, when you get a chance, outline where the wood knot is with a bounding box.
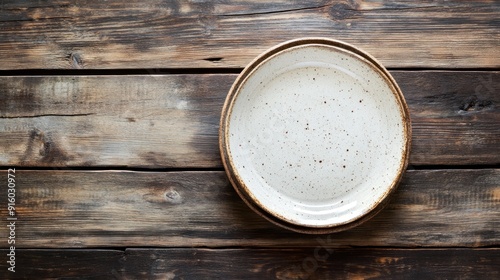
[23,129,71,164]
[39,134,71,163]
[164,189,182,204]
[143,186,183,205]
[329,1,358,21]
[459,95,494,112]
[29,128,43,139]
[68,52,84,69]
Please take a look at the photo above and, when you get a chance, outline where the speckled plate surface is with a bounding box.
[220,38,411,233]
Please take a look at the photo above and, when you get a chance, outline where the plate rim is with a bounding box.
[219,37,412,233]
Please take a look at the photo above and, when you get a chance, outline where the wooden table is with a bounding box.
[1,1,499,279]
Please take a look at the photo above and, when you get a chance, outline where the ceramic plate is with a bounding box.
[220,38,411,233]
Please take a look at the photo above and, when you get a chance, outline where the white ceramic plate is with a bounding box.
[220,38,411,233]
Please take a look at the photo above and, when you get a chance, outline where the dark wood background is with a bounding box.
[0,1,499,279]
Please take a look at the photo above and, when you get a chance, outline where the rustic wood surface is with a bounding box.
[0,0,498,278]
[0,249,123,279]
[0,169,497,248]
[0,249,498,279]
[1,71,498,168]
[0,0,498,69]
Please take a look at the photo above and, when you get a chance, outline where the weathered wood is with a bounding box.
[0,74,229,168]
[0,169,497,248]
[122,248,500,279]
[0,1,498,69]
[0,249,498,279]
[400,71,499,165]
[0,249,123,278]
[0,71,498,167]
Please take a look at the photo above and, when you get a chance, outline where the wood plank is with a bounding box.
[122,248,500,279]
[0,1,498,69]
[0,169,497,248]
[399,71,499,165]
[1,71,498,167]
[0,74,229,168]
[0,249,123,278]
[0,249,497,279]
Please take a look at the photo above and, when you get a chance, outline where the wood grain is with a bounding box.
[0,169,497,248]
[0,0,498,69]
[0,249,123,279]
[1,71,498,167]
[0,74,229,168]
[0,248,498,279]
[0,2,496,277]
[122,248,500,280]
